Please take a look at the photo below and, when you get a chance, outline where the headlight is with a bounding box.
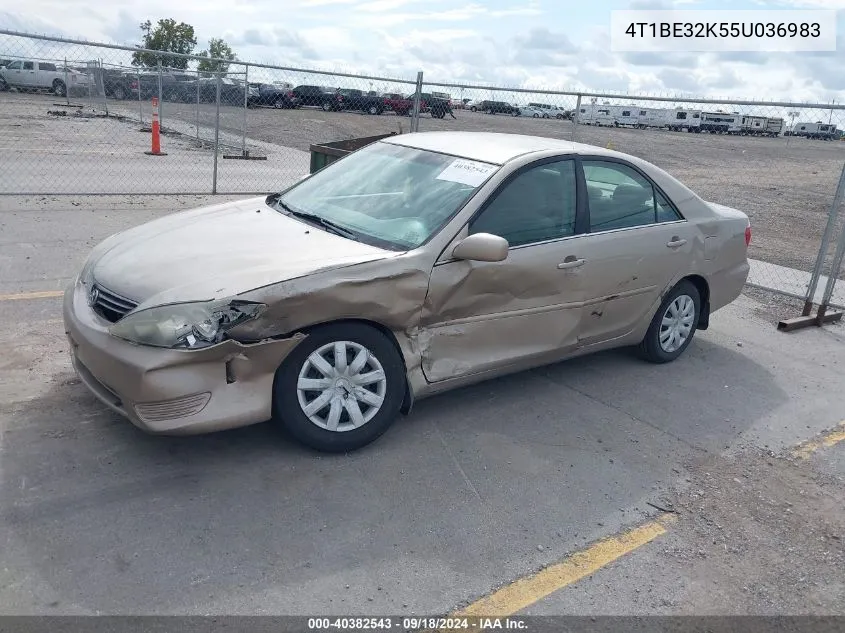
[109,300,265,349]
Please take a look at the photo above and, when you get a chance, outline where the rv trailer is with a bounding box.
[785,122,839,140]
[700,112,742,134]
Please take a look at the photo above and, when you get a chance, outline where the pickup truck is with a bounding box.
[291,85,345,111]
[337,88,387,115]
[382,93,414,116]
[382,93,453,118]
[248,82,296,108]
[0,59,89,96]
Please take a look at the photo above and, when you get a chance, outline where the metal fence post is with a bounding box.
[63,57,69,106]
[212,73,221,194]
[196,71,201,143]
[137,68,143,124]
[411,71,423,133]
[802,161,845,314]
[571,94,582,142]
[99,59,108,116]
[818,215,845,321]
[156,60,163,130]
[242,64,249,155]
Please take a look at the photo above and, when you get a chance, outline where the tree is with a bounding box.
[197,39,237,75]
[132,19,197,70]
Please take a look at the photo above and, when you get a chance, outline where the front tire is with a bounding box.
[273,323,406,452]
[638,280,700,364]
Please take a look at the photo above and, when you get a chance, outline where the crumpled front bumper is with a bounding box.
[62,281,306,435]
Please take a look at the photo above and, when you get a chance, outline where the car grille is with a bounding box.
[90,282,138,323]
[134,393,211,423]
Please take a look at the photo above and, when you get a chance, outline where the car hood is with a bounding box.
[89,196,394,309]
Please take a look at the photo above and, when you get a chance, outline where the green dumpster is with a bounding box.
[309,132,398,174]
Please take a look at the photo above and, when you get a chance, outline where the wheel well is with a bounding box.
[682,274,710,330]
[281,318,414,414]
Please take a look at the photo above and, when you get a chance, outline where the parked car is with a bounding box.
[64,131,750,453]
[476,100,518,115]
[102,70,135,100]
[337,88,386,115]
[514,105,548,118]
[249,82,296,108]
[0,59,87,96]
[169,77,255,105]
[528,102,569,119]
[131,71,194,101]
[291,84,345,111]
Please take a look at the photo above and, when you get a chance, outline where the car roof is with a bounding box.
[383,131,623,165]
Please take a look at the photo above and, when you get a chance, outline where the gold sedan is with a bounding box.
[64,132,751,452]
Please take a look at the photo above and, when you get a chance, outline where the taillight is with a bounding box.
[745,223,751,246]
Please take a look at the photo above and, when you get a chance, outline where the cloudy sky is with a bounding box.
[2,0,845,103]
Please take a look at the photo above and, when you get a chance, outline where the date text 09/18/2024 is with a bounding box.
[307,617,528,630]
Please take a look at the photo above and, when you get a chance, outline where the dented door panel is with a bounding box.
[576,222,696,346]
[420,240,585,383]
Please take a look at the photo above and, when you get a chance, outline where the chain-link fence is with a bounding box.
[2,29,844,315]
[0,30,420,196]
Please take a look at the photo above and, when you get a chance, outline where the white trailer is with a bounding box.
[576,103,615,126]
[738,115,768,136]
[659,108,702,132]
[764,117,784,137]
[700,111,742,134]
[785,122,839,140]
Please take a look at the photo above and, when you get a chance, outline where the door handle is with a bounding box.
[667,237,687,248]
[557,258,585,269]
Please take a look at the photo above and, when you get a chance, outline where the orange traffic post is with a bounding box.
[144,97,167,156]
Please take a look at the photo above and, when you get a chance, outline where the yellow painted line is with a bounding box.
[0,290,64,301]
[792,421,845,459]
[454,514,675,618]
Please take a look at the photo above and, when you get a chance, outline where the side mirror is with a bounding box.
[451,233,509,262]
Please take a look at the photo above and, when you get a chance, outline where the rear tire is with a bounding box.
[638,280,700,364]
[273,323,406,453]
[52,80,66,97]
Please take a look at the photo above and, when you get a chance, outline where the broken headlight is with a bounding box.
[109,300,266,349]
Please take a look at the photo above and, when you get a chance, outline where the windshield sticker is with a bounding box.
[435,159,497,187]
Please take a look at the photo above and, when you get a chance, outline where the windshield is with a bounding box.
[277,141,498,250]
